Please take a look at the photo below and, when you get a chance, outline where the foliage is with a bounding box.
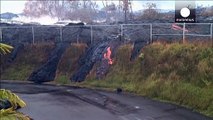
[1,65,34,81]
[24,1,98,22]
[0,109,30,120]
[0,89,30,120]
[0,89,26,109]
[55,75,70,85]
[0,43,13,55]
[140,3,160,19]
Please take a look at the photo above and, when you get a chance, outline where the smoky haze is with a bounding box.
[21,0,171,24]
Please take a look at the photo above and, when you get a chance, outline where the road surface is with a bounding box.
[0,80,212,120]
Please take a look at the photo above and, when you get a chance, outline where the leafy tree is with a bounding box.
[141,3,160,19]
[101,3,118,23]
[24,0,98,22]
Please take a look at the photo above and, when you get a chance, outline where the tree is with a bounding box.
[141,3,159,19]
[23,0,98,22]
[66,1,98,23]
[201,6,213,16]
[101,3,117,23]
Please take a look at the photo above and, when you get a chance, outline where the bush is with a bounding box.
[0,89,30,120]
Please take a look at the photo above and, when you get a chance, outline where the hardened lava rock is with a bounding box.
[71,35,122,82]
[130,40,148,61]
[71,40,110,82]
[7,43,24,63]
[28,42,69,84]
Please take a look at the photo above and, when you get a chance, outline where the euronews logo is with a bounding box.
[175,1,196,23]
[180,7,190,18]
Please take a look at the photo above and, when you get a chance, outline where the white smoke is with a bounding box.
[12,15,58,25]
[11,15,83,25]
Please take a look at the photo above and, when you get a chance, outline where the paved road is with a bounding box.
[1,81,212,120]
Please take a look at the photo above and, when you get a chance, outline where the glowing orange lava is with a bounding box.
[104,47,113,65]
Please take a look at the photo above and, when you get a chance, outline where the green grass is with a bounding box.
[1,65,34,80]
[55,75,71,85]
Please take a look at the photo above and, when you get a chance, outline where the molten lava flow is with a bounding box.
[104,47,113,65]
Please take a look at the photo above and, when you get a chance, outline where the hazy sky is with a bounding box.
[1,0,213,14]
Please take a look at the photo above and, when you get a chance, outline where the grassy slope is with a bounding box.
[1,44,54,80]
[0,43,212,117]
